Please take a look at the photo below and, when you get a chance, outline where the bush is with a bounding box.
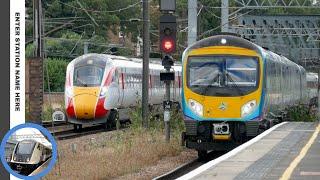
[42,105,54,122]
[286,103,317,122]
[129,100,185,136]
[26,44,35,58]
[44,58,69,92]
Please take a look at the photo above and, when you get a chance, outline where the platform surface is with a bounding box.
[184,122,320,180]
[28,158,51,176]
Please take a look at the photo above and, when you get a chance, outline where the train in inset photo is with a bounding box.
[5,127,52,176]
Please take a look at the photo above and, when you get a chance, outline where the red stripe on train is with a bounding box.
[95,98,108,118]
[66,98,76,118]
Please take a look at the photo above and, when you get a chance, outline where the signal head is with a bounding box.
[159,14,177,55]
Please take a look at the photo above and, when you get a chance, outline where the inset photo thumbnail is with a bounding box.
[1,123,57,179]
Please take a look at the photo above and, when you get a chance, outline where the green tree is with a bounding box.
[44,58,69,92]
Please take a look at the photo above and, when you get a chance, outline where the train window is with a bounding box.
[16,141,36,155]
[74,66,105,87]
[187,56,259,96]
[226,58,258,86]
[128,75,132,87]
[112,70,119,84]
[188,57,223,87]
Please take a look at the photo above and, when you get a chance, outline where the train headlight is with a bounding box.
[13,157,16,161]
[188,99,203,116]
[65,87,73,97]
[241,100,256,117]
[99,86,108,97]
[26,158,30,162]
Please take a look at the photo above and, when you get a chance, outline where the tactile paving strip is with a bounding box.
[234,122,316,180]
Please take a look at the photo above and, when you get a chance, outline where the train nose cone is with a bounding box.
[74,94,98,119]
[73,87,100,119]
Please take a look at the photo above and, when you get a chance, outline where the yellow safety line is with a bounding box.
[280,123,320,180]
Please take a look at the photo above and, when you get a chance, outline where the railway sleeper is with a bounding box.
[73,124,83,132]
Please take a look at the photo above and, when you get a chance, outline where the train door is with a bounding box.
[119,68,125,107]
[112,69,121,107]
[299,68,302,101]
[37,143,44,162]
[40,144,46,162]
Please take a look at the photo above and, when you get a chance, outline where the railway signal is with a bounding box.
[160,0,176,12]
[159,0,177,143]
[160,55,175,143]
[159,14,177,54]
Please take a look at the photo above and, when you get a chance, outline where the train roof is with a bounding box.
[18,139,52,150]
[12,127,52,149]
[6,139,18,145]
[69,53,182,71]
[185,34,261,54]
[183,34,305,71]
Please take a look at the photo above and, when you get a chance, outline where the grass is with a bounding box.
[44,106,186,179]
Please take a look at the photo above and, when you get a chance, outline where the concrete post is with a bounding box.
[188,0,197,46]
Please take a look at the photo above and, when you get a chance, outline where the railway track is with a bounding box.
[52,125,106,140]
[42,121,68,128]
[153,151,227,180]
[51,124,129,140]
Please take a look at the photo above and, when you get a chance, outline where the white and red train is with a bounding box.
[65,54,182,130]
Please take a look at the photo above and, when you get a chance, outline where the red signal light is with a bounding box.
[161,38,175,53]
[159,15,176,54]
[164,40,173,50]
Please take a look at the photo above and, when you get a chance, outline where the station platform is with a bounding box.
[178,121,320,180]
[28,158,51,176]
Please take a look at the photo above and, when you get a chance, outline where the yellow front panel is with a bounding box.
[183,46,263,119]
[213,134,231,141]
[73,87,100,119]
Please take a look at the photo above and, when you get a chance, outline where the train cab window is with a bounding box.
[189,58,222,87]
[16,141,36,155]
[73,57,107,87]
[226,57,258,86]
[187,56,259,96]
[74,66,104,87]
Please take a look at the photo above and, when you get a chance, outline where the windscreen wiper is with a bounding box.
[76,78,88,87]
[225,72,244,96]
[200,73,221,95]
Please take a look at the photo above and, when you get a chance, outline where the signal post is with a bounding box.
[159,0,177,142]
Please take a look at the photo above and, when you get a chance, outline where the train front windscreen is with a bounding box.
[187,56,259,97]
[16,141,36,155]
[73,58,107,87]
